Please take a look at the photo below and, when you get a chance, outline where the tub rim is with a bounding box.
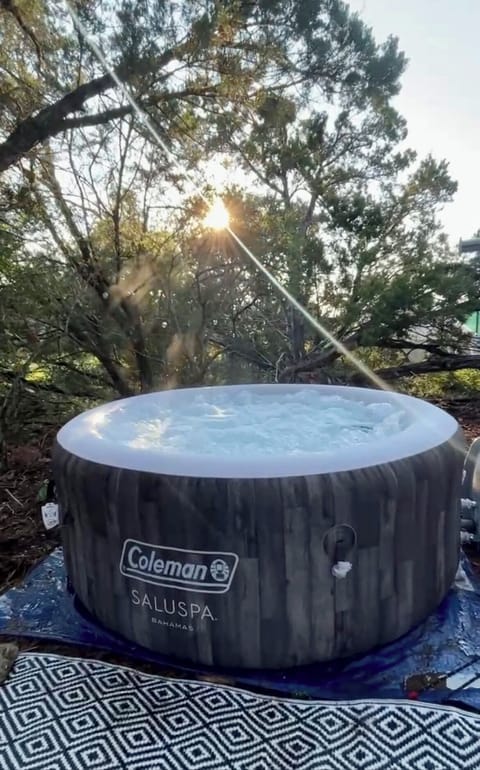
[55,384,459,478]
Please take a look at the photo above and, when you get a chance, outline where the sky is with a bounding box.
[348,0,480,246]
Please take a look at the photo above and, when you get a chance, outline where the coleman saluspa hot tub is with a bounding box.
[53,384,464,668]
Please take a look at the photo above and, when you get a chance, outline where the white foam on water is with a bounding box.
[92,390,409,457]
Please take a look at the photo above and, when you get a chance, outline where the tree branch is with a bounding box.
[0,367,98,399]
[377,337,451,357]
[0,43,189,172]
[350,355,480,384]
[59,104,133,130]
[278,332,361,382]
[0,74,113,172]
[208,333,274,371]
[57,87,220,132]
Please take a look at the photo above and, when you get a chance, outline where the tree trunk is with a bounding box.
[0,377,21,471]
[285,305,306,364]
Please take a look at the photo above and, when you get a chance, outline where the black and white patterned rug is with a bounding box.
[1,654,480,769]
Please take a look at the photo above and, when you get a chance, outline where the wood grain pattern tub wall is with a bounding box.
[52,384,465,669]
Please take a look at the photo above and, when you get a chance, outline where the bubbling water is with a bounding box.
[93,390,409,457]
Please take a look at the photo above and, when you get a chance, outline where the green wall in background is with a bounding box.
[466,312,480,333]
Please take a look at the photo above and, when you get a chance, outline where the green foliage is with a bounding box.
[405,370,480,399]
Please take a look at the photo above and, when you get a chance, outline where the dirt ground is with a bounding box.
[0,440,60,593]
[436,396,480,444]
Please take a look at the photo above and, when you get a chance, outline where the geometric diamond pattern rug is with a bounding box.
[1,655,480,770]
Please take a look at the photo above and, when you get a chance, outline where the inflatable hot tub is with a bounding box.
[53,384,464,668]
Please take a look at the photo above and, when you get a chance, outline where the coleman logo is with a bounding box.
[119,540,238,593]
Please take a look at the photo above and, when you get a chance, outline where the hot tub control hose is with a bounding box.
[323,524,356,579]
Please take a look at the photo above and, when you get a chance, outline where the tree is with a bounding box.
[1,0,479,425]
[1,0,404,173]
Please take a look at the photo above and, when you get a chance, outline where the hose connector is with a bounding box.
[331,560,353,579]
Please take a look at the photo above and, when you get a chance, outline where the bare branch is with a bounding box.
[278,332,361,382]
[0,42,192,172]
[60,104,134,130]
[0,73,113,172]
[350,355,480,384]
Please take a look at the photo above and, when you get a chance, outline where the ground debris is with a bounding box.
[0,441,60,593]
[0,643,19,684]
[434,396,480,442]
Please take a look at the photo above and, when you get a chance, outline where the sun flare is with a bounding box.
[204,199,230,230]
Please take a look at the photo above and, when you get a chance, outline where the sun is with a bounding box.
[203,199,230,230]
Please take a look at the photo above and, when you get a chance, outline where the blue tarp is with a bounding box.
[1,548,480,708]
